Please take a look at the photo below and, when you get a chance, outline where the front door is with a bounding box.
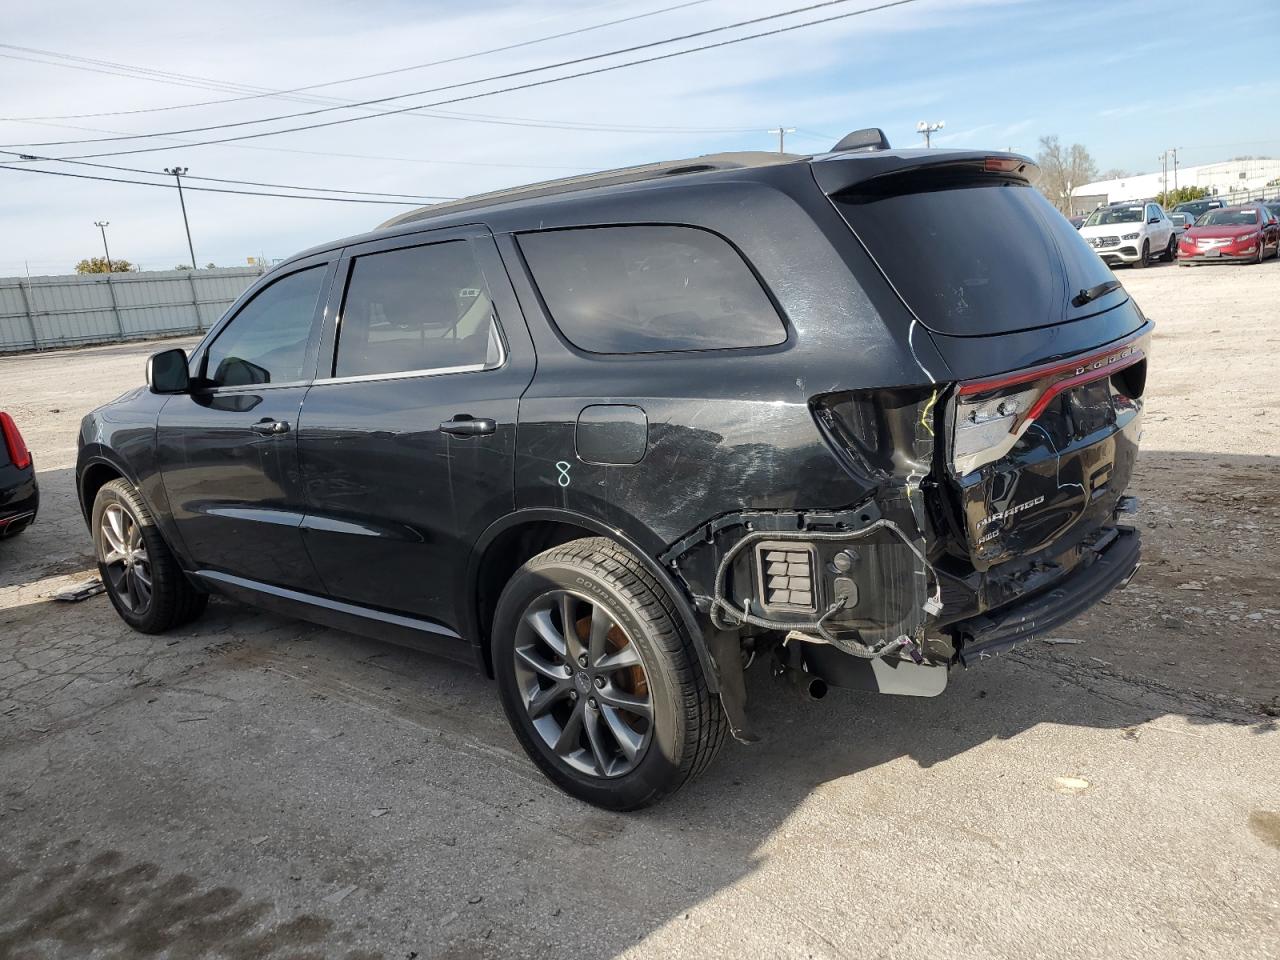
[157,259,333,591]
[296,228,535,632]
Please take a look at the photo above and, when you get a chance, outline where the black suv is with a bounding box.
[77,133,1147,809]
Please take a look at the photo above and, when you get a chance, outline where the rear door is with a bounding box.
[157,257,334,589]
[296,226,535,632]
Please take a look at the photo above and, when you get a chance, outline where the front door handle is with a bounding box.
[440,416,496,437]
[250,419,291,436]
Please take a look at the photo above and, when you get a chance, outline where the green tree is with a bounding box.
[1156,185,1208,208]
[1035,135,1099,213]
[75,256,134,274]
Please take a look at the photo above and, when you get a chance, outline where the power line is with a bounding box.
[2,0,916,155]
[3,151,458,199]
[0,1,715,120]
[9,117,586,171]
[0,163,451,204]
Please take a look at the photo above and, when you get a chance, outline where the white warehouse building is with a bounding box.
[1070,157,1280,214]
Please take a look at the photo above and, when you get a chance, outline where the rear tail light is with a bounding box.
[0,412,31,470]
[950,336,1146,476]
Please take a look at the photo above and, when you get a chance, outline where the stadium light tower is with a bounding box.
[916,120,945,148]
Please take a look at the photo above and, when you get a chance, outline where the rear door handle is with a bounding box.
[250,419,291,436]
[440,416,496,437]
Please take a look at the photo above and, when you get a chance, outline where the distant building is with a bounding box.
[1071,157,1280,213]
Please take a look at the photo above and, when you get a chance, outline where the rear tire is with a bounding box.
[92,478,208,634]
[1163,235,1177,262]
[492,537,726,810]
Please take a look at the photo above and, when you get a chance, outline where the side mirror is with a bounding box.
[147,348,190,394]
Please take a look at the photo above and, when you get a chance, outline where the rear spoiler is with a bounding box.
[810,150,1039,197]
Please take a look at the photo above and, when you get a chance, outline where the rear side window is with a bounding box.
[334,241,503,379]
[834,177,1117,336]
[204,265,326,387]
[519,225,785,354]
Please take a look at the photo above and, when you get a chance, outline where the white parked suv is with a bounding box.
[1078,201,1176,268]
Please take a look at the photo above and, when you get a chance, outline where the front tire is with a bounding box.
[492,537,726,810]
[1132,239,1149,268]
[92,478,207,633]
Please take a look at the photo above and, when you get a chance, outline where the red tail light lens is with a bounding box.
[0,412,31,470]
[949,334,1147,476]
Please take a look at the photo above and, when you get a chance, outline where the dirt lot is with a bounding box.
[0,259,1277,959]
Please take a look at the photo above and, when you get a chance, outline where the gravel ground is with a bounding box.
[0,258,1277,959]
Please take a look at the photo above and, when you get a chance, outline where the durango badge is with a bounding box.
[979,495,1046,528]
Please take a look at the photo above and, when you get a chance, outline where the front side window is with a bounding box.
[518,225,785,354]
[203,265,326,388]
[333,241,502,379]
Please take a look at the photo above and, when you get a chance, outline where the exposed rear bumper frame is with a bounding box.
[951,525,1140,665]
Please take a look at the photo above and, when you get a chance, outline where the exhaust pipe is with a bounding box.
[775,662,829,701]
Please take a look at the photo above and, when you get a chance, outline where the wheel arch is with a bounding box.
[77,450,133,523]
[465,508,719,692]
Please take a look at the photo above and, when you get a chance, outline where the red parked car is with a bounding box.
[1178,204,1280,265]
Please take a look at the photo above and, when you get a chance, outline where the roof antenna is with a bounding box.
[830,128,891,153]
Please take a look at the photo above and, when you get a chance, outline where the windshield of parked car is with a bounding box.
[1198,209,1259,226]
[1084,206,1143,226]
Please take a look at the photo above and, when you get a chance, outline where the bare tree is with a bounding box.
[1036,135,1099,213]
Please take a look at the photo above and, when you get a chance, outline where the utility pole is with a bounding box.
[767,126,795,154]
[1158,151,1168,201]
[916,120,944,148]
[164,166,197,269]
[1170,147,1180,193]
[93,220,113,271]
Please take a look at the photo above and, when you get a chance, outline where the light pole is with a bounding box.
[916,120,944,148]
[93,220,113,272]
[163,166,197,269]
[767,126,796,154]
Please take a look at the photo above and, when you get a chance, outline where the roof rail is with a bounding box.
[379,151,802,229]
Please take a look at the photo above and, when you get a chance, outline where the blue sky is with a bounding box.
[2,0,1277,275]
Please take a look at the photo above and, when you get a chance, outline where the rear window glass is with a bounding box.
[834,177,1117,336]
[518,225,785,354]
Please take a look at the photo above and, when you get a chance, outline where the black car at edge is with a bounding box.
[1,412,38,538]
[76,131,1148,809]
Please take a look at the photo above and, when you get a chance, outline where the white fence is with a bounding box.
[0,267,263,354]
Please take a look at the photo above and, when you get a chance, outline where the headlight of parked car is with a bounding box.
[1236,232,1257,243]
[1122,232,1139,240]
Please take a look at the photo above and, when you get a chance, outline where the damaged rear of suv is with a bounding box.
[78,130,1146,810]
[658,145,1146,732]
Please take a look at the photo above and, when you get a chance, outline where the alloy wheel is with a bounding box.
[512,590,653,778]
[99,503,152,614]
